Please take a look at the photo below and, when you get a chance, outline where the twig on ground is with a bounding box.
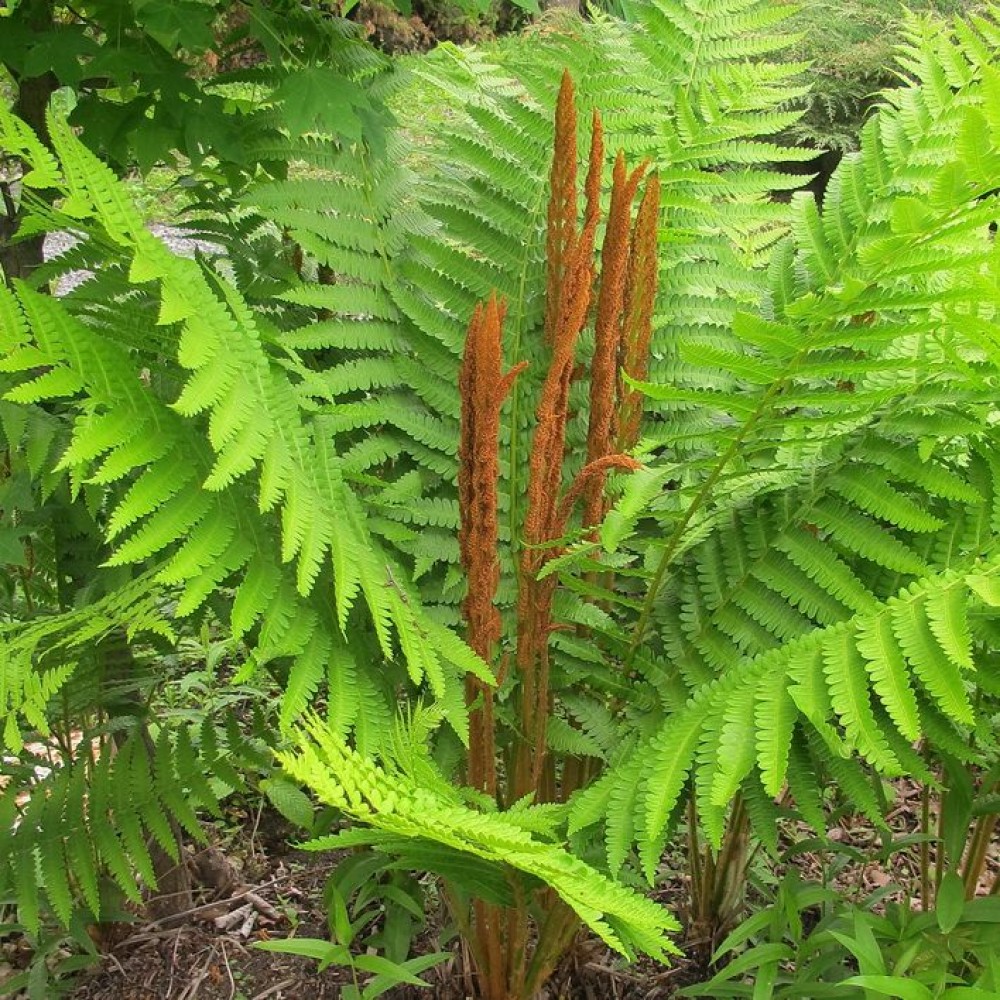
[251,979,295,1000]
[164,926,185,998]
[103,949,126,977]
[176,944,215,1000]
[245,891,280,921]
[219,938,236,1000]
[214,903,253,932]
[123,876,290,940]
[584,962,643,983]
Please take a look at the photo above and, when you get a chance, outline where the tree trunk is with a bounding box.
[1,0,59,284]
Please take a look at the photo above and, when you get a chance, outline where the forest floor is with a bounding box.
[55,804,705,1000]
[14,777,988,1000]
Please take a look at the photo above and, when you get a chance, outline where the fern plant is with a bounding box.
[0,0,814,985]
[251,5,1000,994]
[271,1,1000,984]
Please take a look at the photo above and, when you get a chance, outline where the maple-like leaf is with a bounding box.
[272,67,368,141]
[133,0,216,53]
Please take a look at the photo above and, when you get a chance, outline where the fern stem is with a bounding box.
[682,10,708,101]
[712,796,749,928]
[504,877,530,1000]
[962,784,999,899]
[920,779,931,911]
[686,793,703,915]
[475,899,507,1000]
[522,898,580,998]
[358,143,396,291]
[935,767,946,893]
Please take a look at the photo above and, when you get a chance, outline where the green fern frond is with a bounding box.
[576,550,1000,874]
[282,715,681,961]
[0,720,237,932]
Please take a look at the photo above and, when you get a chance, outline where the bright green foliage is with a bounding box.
[0,104,488,749]
[0,77,478,933]
[281,714,681,961]
[0,0,815,955]
[566,9,1000,877]
[235,0,814,624]
[243,0,1000,969]
[690,871,1000,997]
[0,573,172,750]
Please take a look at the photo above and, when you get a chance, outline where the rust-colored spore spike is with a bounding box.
[544,71,579,345]
[458,291,525,797]
[460,72,659,811]
[618,174,661,452]
[582,153,650,528]
[455,70,663,1000]
[583,109,604,232]
[514,106,609,799]
[524,204,597,565]
[524,110,605,561]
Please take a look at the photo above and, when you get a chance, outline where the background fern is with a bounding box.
[0,707,273,934]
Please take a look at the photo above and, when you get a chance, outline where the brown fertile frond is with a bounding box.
[458,292,525,797]
[524,108,606,564]
[544,70,579,346]
[514,98,607,802]
[618,174,661,451]
[582,153,649,528]
[458,292,525,660]
[524,216,598,570]
[457,299,485,579]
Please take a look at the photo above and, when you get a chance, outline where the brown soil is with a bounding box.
[52,833,703,1000]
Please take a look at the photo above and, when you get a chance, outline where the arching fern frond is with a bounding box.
[572,552,1000,878]
[282,714,681,962]
[0,110,493,749]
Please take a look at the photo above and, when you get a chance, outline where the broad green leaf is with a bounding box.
[936,871,966,934]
